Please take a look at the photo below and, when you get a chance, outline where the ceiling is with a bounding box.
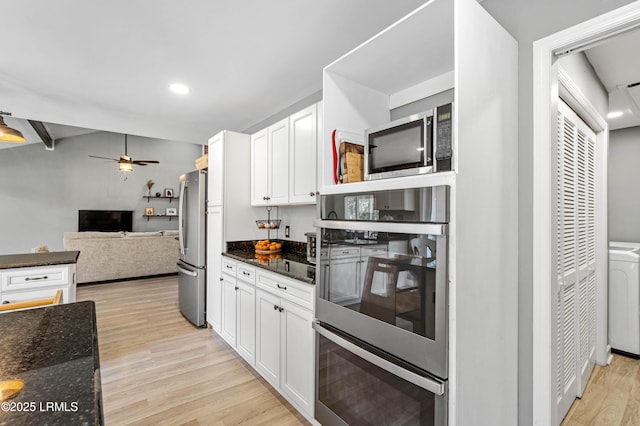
[0,0,427,147]
[2,1,638,152]
[583,28,640,130]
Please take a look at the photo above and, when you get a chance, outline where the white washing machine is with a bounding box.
[609,241,640,356]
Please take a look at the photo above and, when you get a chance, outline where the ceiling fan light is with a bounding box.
[119,162,133,172]
[0,117,25,143]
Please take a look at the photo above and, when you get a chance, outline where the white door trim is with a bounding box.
[532,3,640,425]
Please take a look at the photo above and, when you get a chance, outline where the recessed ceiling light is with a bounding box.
[607,111,624,119]
[169,83,190,95]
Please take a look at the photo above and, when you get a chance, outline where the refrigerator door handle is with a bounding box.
[178,180,187,256]
[177,263,198,277]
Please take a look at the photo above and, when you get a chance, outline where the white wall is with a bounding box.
[558,52,608,115]
[0,132,201,254]
[478,1,635,424]
[609,126,640,241]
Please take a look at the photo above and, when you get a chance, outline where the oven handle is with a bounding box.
[313,321,445,396]
[313,219,447,236]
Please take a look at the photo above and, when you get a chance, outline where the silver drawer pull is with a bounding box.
[25,276,48,281]
[277,284,287,290]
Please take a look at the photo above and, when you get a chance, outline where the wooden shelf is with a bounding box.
[142,214,177,222]
[144,196,179,203]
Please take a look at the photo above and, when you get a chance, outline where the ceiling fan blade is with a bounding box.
[132,160,160,165]
[89,155,118,161]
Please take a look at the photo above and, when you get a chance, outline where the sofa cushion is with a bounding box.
[124,231,163,238]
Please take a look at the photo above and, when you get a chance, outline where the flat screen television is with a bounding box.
[78,210,133,232]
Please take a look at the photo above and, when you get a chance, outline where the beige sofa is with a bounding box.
[63,231,179,283]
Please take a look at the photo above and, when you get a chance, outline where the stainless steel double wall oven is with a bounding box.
[314,186,449,425]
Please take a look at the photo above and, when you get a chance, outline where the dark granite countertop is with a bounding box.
[0,301,103,426]
[224,241,315,284]
[0,251,80,270]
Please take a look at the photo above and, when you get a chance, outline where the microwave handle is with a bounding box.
[313,219,446,237]
[314,322,445,395]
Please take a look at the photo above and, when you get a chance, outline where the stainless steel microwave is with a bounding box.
[365,103,453,180]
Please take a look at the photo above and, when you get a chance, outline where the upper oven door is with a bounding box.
[316,187,449,378]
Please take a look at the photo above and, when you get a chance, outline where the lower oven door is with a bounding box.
[315,322,447,426]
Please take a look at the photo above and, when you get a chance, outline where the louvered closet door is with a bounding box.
[556,99,597,423]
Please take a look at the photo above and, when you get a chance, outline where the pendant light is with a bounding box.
[0,115,25,143]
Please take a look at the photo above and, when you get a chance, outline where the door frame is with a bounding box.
[532,3,640,425]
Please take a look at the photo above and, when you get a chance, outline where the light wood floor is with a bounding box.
[562,354,640,426]
[77,275,309,426]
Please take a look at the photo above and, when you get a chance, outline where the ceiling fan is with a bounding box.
[89,134,159,172]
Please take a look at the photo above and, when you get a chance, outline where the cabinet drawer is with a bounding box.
[237,264,256,284]
[1,266,69,292]
[256,271,314,310]
[1,287,71,305]
[360,245,388,257]
[222,258,237,276]
[330,246,360,259]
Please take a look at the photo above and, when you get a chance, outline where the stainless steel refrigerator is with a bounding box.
[177,169,207,326]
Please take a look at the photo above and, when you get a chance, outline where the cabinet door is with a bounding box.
[208,132,224,206]
[251,129,269,206]
[255,289,281,387]
[289,104,317,204]
[328,257,360,304]
[220,274,237,347]
[236,281,256,365]
[206,208,223,331]
[280,299,314,416]
[269,118,290,205]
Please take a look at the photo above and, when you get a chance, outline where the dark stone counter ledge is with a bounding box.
[0,251,80,270]
[223,248,315,284]
[0,301,103,425]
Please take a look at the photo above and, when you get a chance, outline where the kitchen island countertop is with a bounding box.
[0,251,80,270]
[0,301,103,425]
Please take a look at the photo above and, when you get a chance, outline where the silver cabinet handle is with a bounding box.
[25,276,48,281]
[277,284,287,290]
[313,322,445,395]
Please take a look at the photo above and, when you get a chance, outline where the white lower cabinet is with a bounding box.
[0,264,76,304]
[255,270,315,419]
[219,259,256,365]
[280,298,314,415]
[216,260,315,421]
[255,289,281,384]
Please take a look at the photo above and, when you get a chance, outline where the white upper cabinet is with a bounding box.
[251,102,320,206]
[251,129,270,206]
[289,104,318,204]
[208,132,224,207]
[269,118,290,205]
[250,120,289,206]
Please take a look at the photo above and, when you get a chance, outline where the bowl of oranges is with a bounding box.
[254,239,282,254]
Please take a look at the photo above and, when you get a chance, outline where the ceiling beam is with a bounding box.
[27,120,55,150]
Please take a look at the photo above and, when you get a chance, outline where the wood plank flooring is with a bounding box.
[562,354,640,426]
[77,275,309,426]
